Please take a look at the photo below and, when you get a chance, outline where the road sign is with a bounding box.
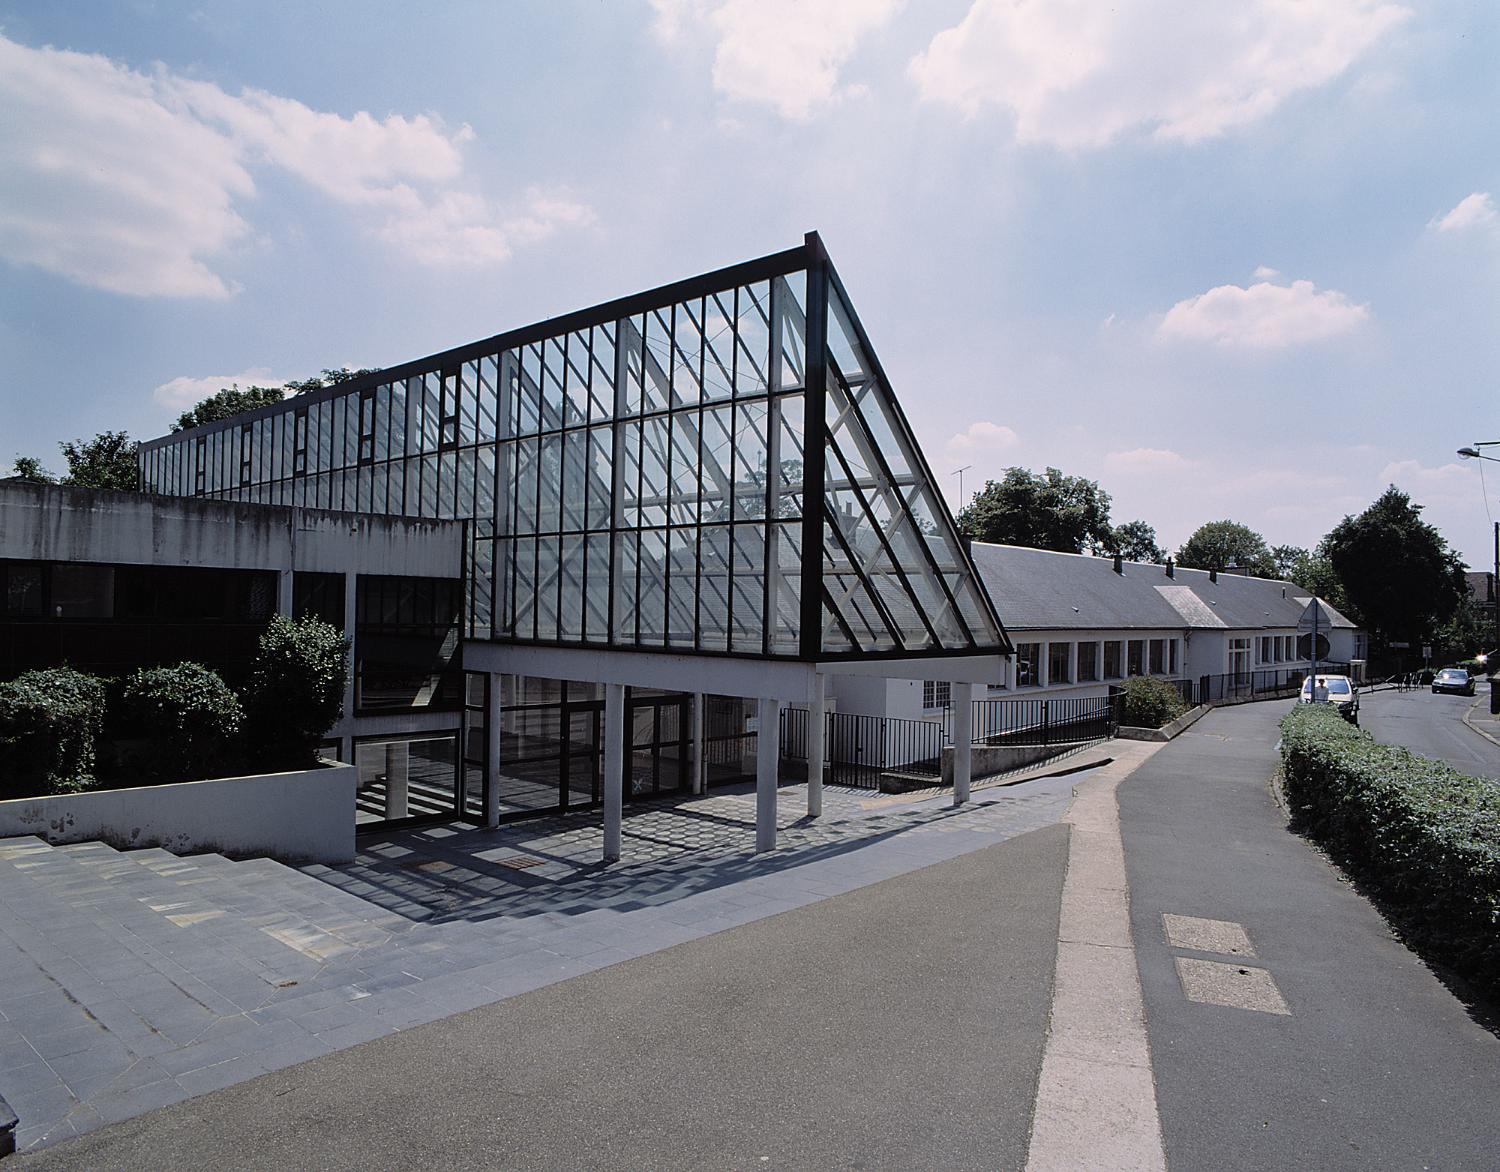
[1422,645,1432,660]
[1296,600,1323,635]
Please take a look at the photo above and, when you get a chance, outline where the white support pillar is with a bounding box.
[603,682,625,863]
[952,681,973,807]
[276,569,294,616]
[341,572,358,724]
[484,672,502,828]
[807,673,826,819]
[755,697,780,853]
[690,693,707,795]
[384,741,409,820]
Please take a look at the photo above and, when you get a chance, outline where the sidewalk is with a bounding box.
[1118,703,1500,1171]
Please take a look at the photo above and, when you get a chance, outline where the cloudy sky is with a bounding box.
[2,2,1497,563]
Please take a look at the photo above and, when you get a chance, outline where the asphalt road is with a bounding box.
[1119,702,1500,1172]
[1358,686,1500,779]
[18,825,1070,1172]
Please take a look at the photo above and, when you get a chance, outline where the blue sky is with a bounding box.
[2,1,1497,563]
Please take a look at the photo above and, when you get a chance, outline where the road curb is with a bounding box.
[1,1090,17,1158]
[1459,697,1500,750]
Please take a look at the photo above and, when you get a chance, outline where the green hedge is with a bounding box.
[1117,676,1188,730]
[121,662,243,783]
[0,668,107,799]
[1279,705,1500,994]
[242,615,349,771]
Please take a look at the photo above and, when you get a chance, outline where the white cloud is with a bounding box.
[1104,447,1194,474]
[1156,278,1369,348]
[652,0,903,120]
[1253,265,1280,280]
[1430,192,1498,234]
[1378,458,1477,504]
[0,34,595,297]
[946,420,1020,453]
[909,0,1409,149]
[152,368,293,409]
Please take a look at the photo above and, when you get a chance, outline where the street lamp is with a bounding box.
[1457,442,1500,708]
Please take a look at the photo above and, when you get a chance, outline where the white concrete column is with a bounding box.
[807,674,826,819]
[341,572,358,722]
[276,569,294,616]
[690,693,707,795]
[603,682,625,863]
[755,697,780,853]
[484,672,502,828]
[384,741,409,820]
[952,682,973,806]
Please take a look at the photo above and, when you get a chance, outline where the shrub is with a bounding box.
[1279,705,1500,996]
[121,663,242,783]
[1117,676,1189,730]
[0,668,106,799]
[241,615,349,771]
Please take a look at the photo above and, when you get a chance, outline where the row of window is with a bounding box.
[922,637,1183,707]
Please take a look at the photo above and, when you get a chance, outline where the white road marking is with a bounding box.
[1162,913,1256,957]
[1026,741,1169,1172]
[1175,957,1290,1015]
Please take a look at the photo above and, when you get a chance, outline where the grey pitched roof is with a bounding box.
[969,542,1359,633]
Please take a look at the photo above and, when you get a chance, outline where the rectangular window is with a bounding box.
[196,435,208,496]
[238,424,252,487]
[1149,639,1165,674]
[1127,639,1145,677]
[1169,639,1179,674]
[293,409,308,476]
[922,680,951,710]
[1077,641,1100,682]
[1103,640,1123,679]
[357,391,376,466]
[1016,642,1041,687]
[1048,641,1071,685]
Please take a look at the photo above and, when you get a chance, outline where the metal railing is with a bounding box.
[968,693,1117,747]
[1182,663,1352,707]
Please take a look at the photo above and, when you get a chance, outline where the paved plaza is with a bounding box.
[0,767,1085,1154]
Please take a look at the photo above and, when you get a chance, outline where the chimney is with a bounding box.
[1113,554,1123,575]
[1165,558,1174,579]
[1210,568,1218,584]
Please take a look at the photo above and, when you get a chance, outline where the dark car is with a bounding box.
[1432,667,1476,696]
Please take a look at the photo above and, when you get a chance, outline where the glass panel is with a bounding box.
[730,522,765,654]
[735,282,772,398]
[667,525,696,648]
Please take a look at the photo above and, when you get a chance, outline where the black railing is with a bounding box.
[969,694,1117,747]
[1182,663,1352,707]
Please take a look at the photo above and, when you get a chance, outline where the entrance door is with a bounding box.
[625,692,690,799]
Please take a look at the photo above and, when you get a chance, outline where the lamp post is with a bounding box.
[1456,443,1500,713]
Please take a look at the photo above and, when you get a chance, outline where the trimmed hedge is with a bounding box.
[0,668,107,799]
[121,662,242,783]
[241,615,349,771]
[1279,705,1500,995]
[1118,676,1188,730]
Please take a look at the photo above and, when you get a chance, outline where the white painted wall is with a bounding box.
[0,763,356,863]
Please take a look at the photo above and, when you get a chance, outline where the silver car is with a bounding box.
[1300,674,1360,725]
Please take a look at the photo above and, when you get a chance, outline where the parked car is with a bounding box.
[1300,674,1360,725]
[1432,667,1476,696]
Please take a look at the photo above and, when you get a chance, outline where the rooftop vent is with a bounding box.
[1165,558,1174,578]
[1113,554,1123,575]
[1210,568,1218,584]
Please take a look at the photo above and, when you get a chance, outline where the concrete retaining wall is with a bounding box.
[940,742,1079,784]
[1116,705,1208,742]
[0,763,355,863]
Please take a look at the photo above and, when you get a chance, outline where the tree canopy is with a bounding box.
[9,456,54,482]
[1175,520,1274,577]
[1107,519,1165,563]
[58,431,140,491]
[1323,487,1467,650]
[956,467,1113,553]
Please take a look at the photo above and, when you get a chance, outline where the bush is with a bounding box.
[1117,676,1189,730]
[1279,705,1500,996]
[120,663,242,783]
[241,615,349,771]
[0,668,106,799]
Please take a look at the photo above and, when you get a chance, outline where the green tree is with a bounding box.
[1176,520,1274,577]
[284,367,379,395]
[957,467,1113,553]
[1106,520,1165,563]
[241,615,350,771]
[1323,487,1467,651]
[1270,544,1308,579]
[10,456,54,482]
[58,431,139,491]
[1285,544,1348,613]
[172,384,286,432]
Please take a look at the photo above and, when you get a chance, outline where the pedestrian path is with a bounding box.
[0,772,1078,1154]
[1117,703,1500,1171]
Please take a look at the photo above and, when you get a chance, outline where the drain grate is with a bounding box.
[494,855,546,871]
